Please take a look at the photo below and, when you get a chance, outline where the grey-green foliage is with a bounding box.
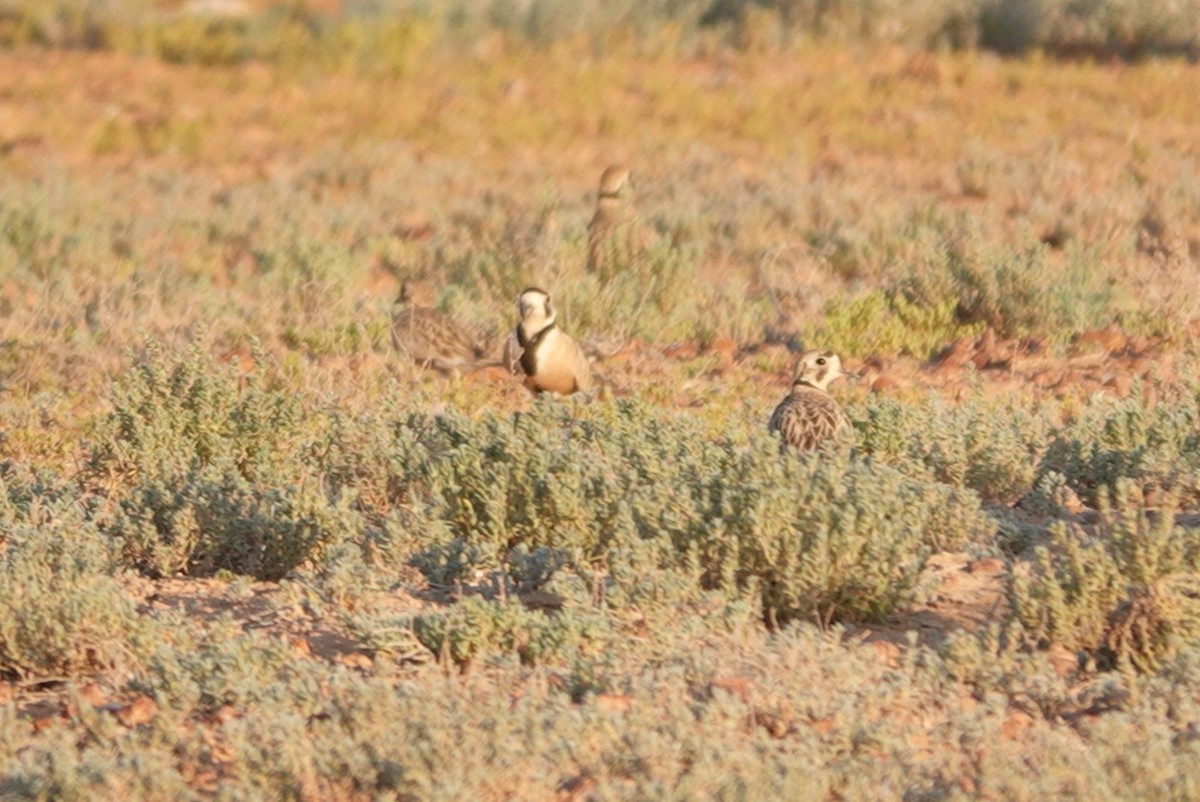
[89,340,304,483]
[556,239,700,343]
[854,393,1048,503]
[704,443,990,624]
[1039,391,1200,506]
[76,343,998,630]
[1009,481,1200,672]
[140,617,309,716]
[410,595,610,669]
[109,475,359,582]
[0,467,149,678]
[900,237,1112,339]
[979,0,1200,56]
[315,406,441,522]
[0,199,78,281]
[413,399,991,626]
[61,342,996,628]
[11,616,1200,802]
[87,342,360,580]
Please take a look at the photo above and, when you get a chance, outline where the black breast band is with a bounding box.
[517,323,555,376]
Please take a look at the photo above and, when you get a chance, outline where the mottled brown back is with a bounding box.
[391,305,485,370]
[768,386,850,452]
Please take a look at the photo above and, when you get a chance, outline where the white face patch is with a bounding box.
[518,291,551,319]
[795,351,843,391]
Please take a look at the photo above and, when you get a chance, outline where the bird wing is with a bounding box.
[769,388,849,451]
[392,307,482,367]
[502,329,525,376]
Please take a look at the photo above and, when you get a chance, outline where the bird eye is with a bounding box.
[816,357,827,365]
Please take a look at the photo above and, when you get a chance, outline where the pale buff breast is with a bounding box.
[525,329,592,395]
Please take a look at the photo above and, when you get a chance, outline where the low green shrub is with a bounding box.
[140,616,316,717]
[1038,391,1200,507]
[86,342,359,580]
[413,399,991,626]
[86,341,307,487]
[696,443,991,625]
[899,235,1118,340]
[1009,481,1200,672]
[411,595,610,669]
[0,475,149,678]
[854,393,1049,503]
[817,289,980,359]
[106,473,360,581]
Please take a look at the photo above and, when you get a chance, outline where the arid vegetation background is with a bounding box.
[2,1,1200,799]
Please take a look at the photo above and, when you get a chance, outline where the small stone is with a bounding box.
[594,694,633,712]
[871,375,898,393]
[115,695,158,727]
[710,676,753,703]
[754,710,792,738]
[871,639,902,666]
[1058,486,1085,515]
[77,682,107,708]
[340,653,373,671]
[1103,374,1133,398]
[705,337,737,368]
[32,715,61,733]
[557,774,598,801]
[934,338,975,369]
[1072,326,1127,356]
[1000,709,1035,740]
[808,716,837,735]
[211,703,240,725]
[1044,642,1079,678]
[967,557,1005,575]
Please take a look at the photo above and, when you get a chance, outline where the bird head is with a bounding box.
[598,165,632,198]
[517,287,555,328]
[793,350,857,391]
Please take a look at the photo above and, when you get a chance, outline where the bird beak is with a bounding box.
[845,366,865,383]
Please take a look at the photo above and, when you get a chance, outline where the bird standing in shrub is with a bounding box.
[586,165,651,277]
[391,282,488,373]
[769,349,855,451]
[504,287,593,396]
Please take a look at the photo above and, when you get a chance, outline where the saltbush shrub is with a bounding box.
[411,596,611,669]
[412,399,992,626]
[86,343,359,580]
[854,394,1048,503]
[0,471,148,678]
[1009,481,1200,672]
[1038,391,1200,506]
